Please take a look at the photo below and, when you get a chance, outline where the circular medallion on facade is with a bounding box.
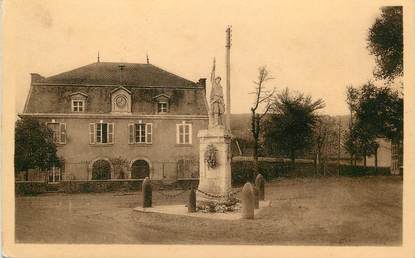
[115,95,127,108]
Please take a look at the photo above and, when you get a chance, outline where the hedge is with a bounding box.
[15,182,47,196]
[231,160,391,185]
[61,180,144,193]
[15,179,200,195]
[15,163,392,195]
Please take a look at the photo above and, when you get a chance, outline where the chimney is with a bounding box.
[198,78,207,91]
[30,73,44,84]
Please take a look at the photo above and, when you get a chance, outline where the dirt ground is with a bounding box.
[15,176,402,245]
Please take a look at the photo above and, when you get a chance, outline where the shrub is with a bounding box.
[231,161,277,185]
[15,182,47,196]
[231,159,391,184]
[339,165,390,176]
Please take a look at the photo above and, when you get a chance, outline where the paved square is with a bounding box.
[15,177,402,245]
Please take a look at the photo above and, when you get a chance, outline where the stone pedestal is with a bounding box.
[197,126,232,202]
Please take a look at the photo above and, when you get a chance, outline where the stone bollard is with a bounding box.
[241,182,255,219]
[253,186,259,209]
[142,177,152,208]
[255,174,265,201]
[188,187,196,213]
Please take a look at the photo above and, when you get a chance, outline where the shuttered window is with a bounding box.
[89,123,96,144]
[108,123,114,143]
[89,122,114,144]
[128,122,153,144]
[146,123,152,144]
[47,122,67,144]
[59,123,67,144]
[176,122,192,144]
[128,124,134,144]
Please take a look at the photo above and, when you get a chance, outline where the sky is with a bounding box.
[4,0,387,115]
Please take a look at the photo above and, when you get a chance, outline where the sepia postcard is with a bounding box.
[2,0,415,257]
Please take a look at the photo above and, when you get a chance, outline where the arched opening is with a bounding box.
[92,159,112,180]
[131,160,150,179]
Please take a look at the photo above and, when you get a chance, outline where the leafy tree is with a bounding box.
[264,88,324,166]
[367,6,403,81]
[345,82,403,170]
[250,67,275,178]
[345,85,360,165]
[355,82,402,139]
[15,117,60,180]
[344,127,359,166]
[350,122,379,168]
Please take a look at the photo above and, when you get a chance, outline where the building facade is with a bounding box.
[20,61,208,182]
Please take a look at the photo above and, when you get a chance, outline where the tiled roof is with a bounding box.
[24,85,208,115]
[24,62,208,115]
[38,62,197,87]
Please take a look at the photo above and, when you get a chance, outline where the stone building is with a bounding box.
[19,61,208,182]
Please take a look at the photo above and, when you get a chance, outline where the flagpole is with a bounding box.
[225,26,232,133]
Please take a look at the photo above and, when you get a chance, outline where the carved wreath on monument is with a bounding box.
[204,144,218,169]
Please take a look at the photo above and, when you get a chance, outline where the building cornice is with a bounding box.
[32,82,205,90]
[19,113,209,120]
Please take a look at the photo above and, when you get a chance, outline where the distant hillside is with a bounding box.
[230,113,351,157]
[230,113,350,140]
[230,114,252,140]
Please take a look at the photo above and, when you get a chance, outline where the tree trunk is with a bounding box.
[374,147,378,175]
[313,154,318,176]
[317,151,325,176]
[25,170,29,181]
[253,150,259,182]
[363,155,367,168]
[251,110,259,181]
[290,150,296,171]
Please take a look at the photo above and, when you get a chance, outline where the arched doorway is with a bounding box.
[92,159,112,180]
[131,160,150,179]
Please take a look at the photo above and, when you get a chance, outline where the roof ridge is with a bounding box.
[39,62,198,87]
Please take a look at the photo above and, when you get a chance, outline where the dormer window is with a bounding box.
[72,100,84,112]
[69,92,88,113]
[157,102,168,113]
[153,94,171,114]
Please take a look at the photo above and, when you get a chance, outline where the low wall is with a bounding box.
[16,160,393,195]
[15,178,200,196]
[61,179,144,193]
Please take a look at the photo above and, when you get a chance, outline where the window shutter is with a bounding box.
[189,124,193,144]
[128,123,134,144]
[176,124,180,144]
[59,123,67,144]
[146,123,153,144]
[89,123,96,144]
[108,123,114,143]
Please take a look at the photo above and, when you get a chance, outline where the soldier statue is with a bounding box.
[209,58,225,127]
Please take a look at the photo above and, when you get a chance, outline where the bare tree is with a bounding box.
[313,116,337,176]
[250,67,275,179]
